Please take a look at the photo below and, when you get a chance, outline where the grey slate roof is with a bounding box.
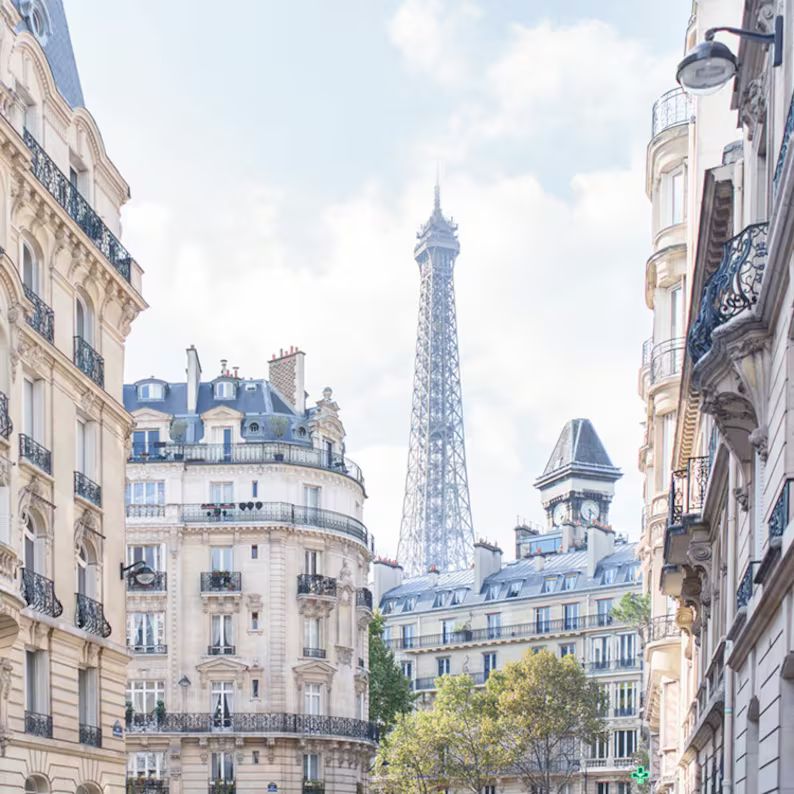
[14,0,84,108]
[379,542,639,613]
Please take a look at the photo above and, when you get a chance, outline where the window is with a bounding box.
[596,598,613,626]
[592,736,609,759]
[137,382,164,401]
[592,636,610,668]
[127,612,165,652]
[597,784,610,794]
[304,485,321,509]
[75,418,97,478]
[210,614,233,653]
[616,681,637,715]
[670,284,682,339]
[602,567,616,585]
[303,753,320,783]
[324,438,334,466]
[614,729,637,758]
[251,544,258,559]
[214,381,235,400]
[483,652,497,680]
[382,600,393,615]
[251,611,260,631]
[671,169,684,224]
[563,603,580,630]
[304,617,321,652]
[487,613,502,640]
[252,750,260,765]
[75,294,94,345]
[22,242,39,292]
[560,643,575,658]
[624,565,638,583]
[131,429,160,458]
[441,619,454,644]
[433,591,448,608]
[402,596,417,612]
[616,784,631,794]
[25,649,48,717]
[25,0,51,45]
[542,576,557,593]
[252,480,259,498]
[535,606,551,633]
[127,680,164,714]
[210,683,234,729]
[562,573,578,591]
[484,583,500,601]
[400,624,415,649]
[126,481,165,507]
[211,750,234,781]
[210,482,233,503]
[127,544,163,571]
[451,587,468,605]
[76,541,98,599]
[211,547,233,571]
[401,660,413,680]
[507,580,522,598]
[78,667,98,729]
[127,751,167,780]
[619,633,637,665]
[23,517,43,574]
[22,377,43,441]
[437,657,450,676]
[659,412,674,488]
[305,683,322,715]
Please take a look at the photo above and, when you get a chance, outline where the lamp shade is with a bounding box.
[676,39,737,95]
[132,562,156,586]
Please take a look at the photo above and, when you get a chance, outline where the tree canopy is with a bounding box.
[368,611,414,732]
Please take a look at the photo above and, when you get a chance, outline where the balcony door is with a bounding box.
[210,546,233,572]
[211,682,234,730]
[591,636,609,668]
[211,751,234,782]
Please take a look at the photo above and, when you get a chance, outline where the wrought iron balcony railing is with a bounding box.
[74,336,105,388]
[127,570,167,592]
[79,723,102,747]
[22,284,54,343]
[736,561,759,611]
[688,222,769,364]
[126,504,166,518]
[0,391,11,439]
[126,781,169,794]
[180,502,373,550]
[584,658,641,674]
[25,710,52,737]
[74,471,102,507]
[19,433,51,475]
[356,587,373,610]
[773,90,794,200]
[303,647,327,659]
[200,571,241,593]
[651,87,691,138]
[129,644,168,655]
[303,782,325,794]
[641,337,653,368]
[769,480,791,540]
[75,593,112,638]
[668,455,710,528]
[128,440,364,485]
[208,783,235,794]
[646,615,680,643]
[208,645,236,656]
[21,568,63,617]
[297,573,337,598]
[125,711,379,741]
[650,338,685,384]
[23,129,133,282]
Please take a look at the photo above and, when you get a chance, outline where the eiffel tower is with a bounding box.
[397,185,475,576]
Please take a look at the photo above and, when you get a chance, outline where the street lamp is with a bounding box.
[119,559,156,586]
[677,15,783,95]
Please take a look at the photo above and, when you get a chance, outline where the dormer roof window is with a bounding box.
[432,591,448,608]
[215,380,235,400]
[602,568,616,585]
[450,587,468,605]
[137,381,165,401]
[563,573,578,591]
[484,583,500,601]
[542,576,558,594]
[22,0,52,46]
[624,565,638,583]
[401,596,417,613]
[381,600,393,615]
[507,580,522,598]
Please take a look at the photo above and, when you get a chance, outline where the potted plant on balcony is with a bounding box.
[453,620,472,642]
[154,699,166,726]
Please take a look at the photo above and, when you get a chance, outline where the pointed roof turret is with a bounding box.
[415,180,459,258]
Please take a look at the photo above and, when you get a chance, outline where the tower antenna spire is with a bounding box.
[434,162,441,211]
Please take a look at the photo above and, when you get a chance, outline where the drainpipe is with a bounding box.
[723,456,738,794]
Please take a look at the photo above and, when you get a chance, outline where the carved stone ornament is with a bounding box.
[740,73,767,139]
[756,0,776,33]
[335,645,353,666]
[0,457,10,487]
[734,486,750,512]
[749,424,769,461]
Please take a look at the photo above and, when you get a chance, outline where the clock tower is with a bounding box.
[534,418,622,532]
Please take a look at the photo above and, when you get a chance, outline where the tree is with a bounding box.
[610,592,651,630]
[368,611,414,732]
[486,650,606,794]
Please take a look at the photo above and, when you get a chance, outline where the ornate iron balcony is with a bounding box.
[736,561,759,611]
[25,710,52,737]
[208,783,235,794]
[303,783,325,794]
[688,222,769,364]
[297,573,337,598]
[23,129,133,282]
[74,336,105,388]
[127,570,167,592]
[200,571,241,593]
[22,284,54,343]
[208,645,236,656]
[646,615,680,643]
[0,390,11,439]
[129,644,168,655]
[126,504,166,518]
[668,455,710,528]
[769,481,791,540]
[356,587,373,610]
[74,471,102,507]
[19,434,51,475]
[773,90,794,200]
[75,593,112,638]
[21,568,63,617]
[650,338,685,384]
[126,780,169,794]
[79,723,102,747]
[651,87,691,138]
[303,647,327,659]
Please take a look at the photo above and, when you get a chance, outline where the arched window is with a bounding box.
[77,541,98,599]
[75,293,94,345]
[22,242,38,293]
[24,775,49,794]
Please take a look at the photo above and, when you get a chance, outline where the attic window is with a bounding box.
[506,581,522,598]
[450,588,468,605]
[624,565,638,583]
[402,596,417,612]
[562,573,578,591]
[381,600,393,615]
[542,577,558,594]
[248,422,260,433]
[484,583,500,601]
[602,568,616,585]
[24,0,51,46]
[138,382,164,401]
[215,381,235,400]
[432,592,448,608]
[245,383,257,392]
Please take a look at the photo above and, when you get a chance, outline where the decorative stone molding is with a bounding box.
[740,73,767,140]
[734,486,750,512]
[335,645,353,666]
[195,657,248,688]
[297,598,334,619]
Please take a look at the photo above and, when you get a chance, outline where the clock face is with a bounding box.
[580,499,600,522]
[552,503,567,526]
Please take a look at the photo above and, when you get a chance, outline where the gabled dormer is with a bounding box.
[134,378,168,402]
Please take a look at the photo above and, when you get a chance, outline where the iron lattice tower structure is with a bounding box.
[398,185,475,576]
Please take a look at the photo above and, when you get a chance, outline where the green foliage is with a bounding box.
[610,592,651,628]
[368,611,414,732]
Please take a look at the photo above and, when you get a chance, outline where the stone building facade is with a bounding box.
[0,1,147,792]
[379,420,643,794]
[123,346,376,794]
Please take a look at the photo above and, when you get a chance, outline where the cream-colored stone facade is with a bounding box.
[123,349,375,794]
[0,1,146,792]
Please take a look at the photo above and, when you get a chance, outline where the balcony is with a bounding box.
[75,593,112,638]
[613,706,637,717]
[585,658,641,675]
[21,568,63,617]
[129,644,168,655]
[181,502,373,551]
[649,338,685,384]
[303,647,327,659]
[208,784,235,794]
[127,570,167,592]
[128,440,364,485]
[126,504,166,519]
[688,222,769,365]
[666,455,710,564]
[303,782,325,794]
[74,336,105,388]
[19,433,51,475]
[773,90,794,200]
[79,723,102,747]
[24,710,52,738]
[651,87,691,138]
[74,471,102,507]
[23,129,133,282]
[646,615,680,644]
[22,284,54,343]
[126,781,169,794]
[200,571,241,593]
[208,645,236,656]
[297,573,337,598]
[356,587,373,611]
[0,391,11,439]
[125,711,379,742]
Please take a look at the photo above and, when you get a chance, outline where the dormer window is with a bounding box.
[563,573,578,591]
[602,568,616,585]
[450,588,468,606]
[624,565,638,583]
[485,583,500,601]
[138,382,164,401]
[506,581,522,598]
[402,596,417,613]
[542,576,558,594]
[381,600,393,615]
[248,422,260,433]
[23,0,52,46]
[215,381,235,400]
[432,592,448,608]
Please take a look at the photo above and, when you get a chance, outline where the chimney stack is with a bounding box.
[268,347,306,414]
[373,559,404,605]
[586,525,616,578]
[473,540,503,592]
[186,345,202,414]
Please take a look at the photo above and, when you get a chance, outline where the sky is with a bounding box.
[66,0,692,559]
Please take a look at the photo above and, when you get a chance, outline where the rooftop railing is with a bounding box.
[652,87,691,138]
[126,781,169,794]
